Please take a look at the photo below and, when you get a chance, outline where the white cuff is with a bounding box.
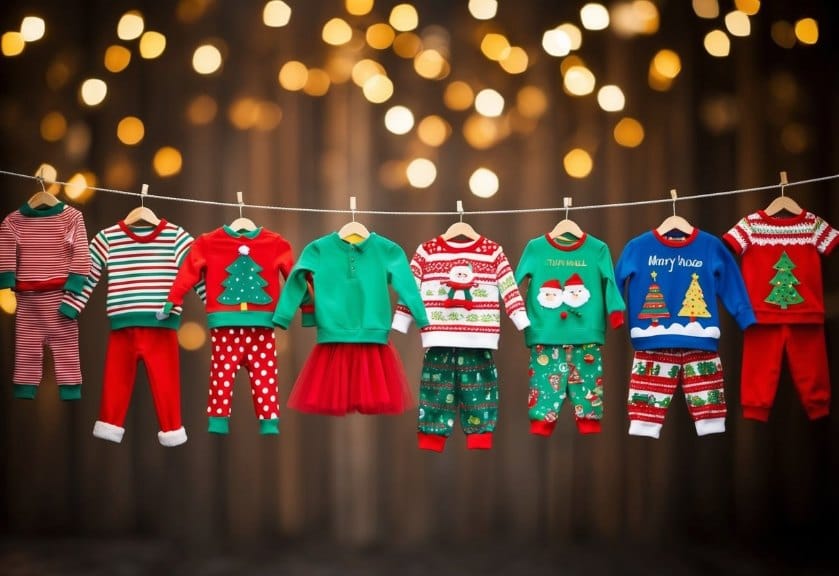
[93,421,125,443]
[158,427,188,447]
[628,420,662,439]
[695,417,726,436]
[391,311,413,334]
[510,309,531,331]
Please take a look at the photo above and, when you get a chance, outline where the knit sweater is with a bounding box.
[274,232,429,344]
[59,220,205,330]
[514,233,625,346]
[0,202,89,294]
[614,229,756,352]
[165,226,306,329]
[723,210,838,324]
[391,235,529,349]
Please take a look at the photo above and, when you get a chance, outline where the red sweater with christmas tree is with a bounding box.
[723,210,838,324]
[163,226,311,328]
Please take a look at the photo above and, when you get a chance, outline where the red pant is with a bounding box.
[741,324,830,421]
[94,327,186,446]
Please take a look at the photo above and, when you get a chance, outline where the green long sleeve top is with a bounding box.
[273,232,430,343]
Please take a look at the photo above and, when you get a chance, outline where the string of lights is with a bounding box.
[1,167,837,217]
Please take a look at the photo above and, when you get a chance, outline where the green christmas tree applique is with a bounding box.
[764,251,804,309]
[677,273,712,322]
[638,271,671,326]
[217,245,272,310]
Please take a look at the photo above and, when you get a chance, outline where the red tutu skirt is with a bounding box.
[288,342,414,415]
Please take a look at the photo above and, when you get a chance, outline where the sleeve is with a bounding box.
[0,215,17,289]
[63,209,90,294]
[495,248,530,331]
[813,215,839,255]
[164,236,207,315]
[278,240,315,327]
[599,242,626,329]
[175,227,206,305]
[391,245,424,333]
[273,242,318,329]
[715,240,756,330]
[59,231,107,319]
[722,216,752,256]
[388,243,429,329]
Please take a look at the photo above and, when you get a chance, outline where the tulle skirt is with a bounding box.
[288,342,414,415]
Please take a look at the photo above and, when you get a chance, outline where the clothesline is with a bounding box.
[1,167,838,217]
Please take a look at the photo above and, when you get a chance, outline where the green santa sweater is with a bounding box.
[514,233,625,346]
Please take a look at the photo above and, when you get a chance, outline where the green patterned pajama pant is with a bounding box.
[417,347,498,452]
[528,344,604,436]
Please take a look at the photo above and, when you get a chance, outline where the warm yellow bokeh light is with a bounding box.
[734,0,760,16]
[362,74,394,103]
[444,80,474,111]
[193,43,222,74]
[780,122,809,154]
[406,158,437,189]
[392,32,422,58]
[463,114,499,149]
[279,61,309,91]
[117,116,145,145]
[263,0,292,27]
[20,16,46,42]
[611,1,660,37]
[2,32,25,57]
[499,46,528,74]
[517,86,548,119]
[597,85,625,112]
[178,321,207,351]
[725,11,751,37]
[64,172,96,203]
[704,29,731,57]
[80,78,108,106]
[558,23,582,50]
[384,105,415,135]
[692,0,719,19]
[794,18,818,45]
[229,98,258,130]
[469,167,499,198]
[367,23,395,49]
[253,102,283,132]
[103,154,136,190]
[481,33,510,61]
[417,115,451,147]
[326,54,354,84]
[563,66,596,96]
[0,289,16,314]
[117,11,144,41]
[771,21,796,49]
[104,45,131,73]
[652,49,681,79]
[468,0,498,20]
[346,0,374,16]
[41,111,67,142]
[414,49,448,79]
[322,17,353,46]
[542,28,571,57]
[303,68,331,96]
[474,88,504,117]
[187,94,218,125]
[153,147,183,177]
[580,3,609,31]
[390,4,419,32]
[563,149,593,178]
[614,117,645,147]
[351,59,385,86]
[560,55,586,77]
[139,31,166,59]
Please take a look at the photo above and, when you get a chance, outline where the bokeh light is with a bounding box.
[735,0,760,16]
[346,0,374,15]
[187,94,218,125]
[263,1,291,27]
[80,78,108,106]
[117,116,145,145]
[392,32,422,58]
[367,23,395,49]
[406,158,436,188]
[2,32,25,57]
[444,80,474,110]
[692,0,719,18]
[153,147,183,177]
[34,163,60,195]
[652,49,681,79]
[563,148,593,178]
[417,115,451,147]
[390,4,419,32]
[794,18,818,45]
[469,0,498,20]
[352,59,385,86]
[64,171,96,203]
[139,31,166,59]
[0,289,17,314]
[725,11,751,37]
[414,49,448,79]
[117,11,144,41]
[362,74,394,103]
[542,28,571,57]
[481,33,510,61]
[517,86,548,119]
[40,111,67,142]
[499,46,528,74]
[303,68,331,96]
[469,167,499,198]
[463,114,499,149]
[384,105,415,135]
[193,43,223,74]
[279,61,308,90]
[704,29,731,57]
[597,85,625,112]
[474,88,504,117]
[563,66,596,96]
[771,21,796,49]
[104,45,131,73]
[580,3,609,31]
[322,17,353,45]
[20,16,46,42]
[178,321,207,350]
[613,117,645,147]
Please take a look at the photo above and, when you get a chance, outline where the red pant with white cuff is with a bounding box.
[93,327,187,447]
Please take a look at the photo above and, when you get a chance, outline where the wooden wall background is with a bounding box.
[0,0,837,563]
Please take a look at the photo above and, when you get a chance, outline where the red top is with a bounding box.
[723,210,837,324]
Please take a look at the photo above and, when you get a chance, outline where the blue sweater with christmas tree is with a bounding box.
[614,229,756,352]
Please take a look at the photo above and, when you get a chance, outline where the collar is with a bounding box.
[331,231,375,251]
[545,232,587,251]
[653,227,699,247]
[19,202,66,217]
[436,235,485,253]
[118,219,168,243]
[757,209,808,226]
[222,225,262,239]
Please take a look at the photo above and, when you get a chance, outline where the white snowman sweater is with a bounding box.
[392,235,530,349]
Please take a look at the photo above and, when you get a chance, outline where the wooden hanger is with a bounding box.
[229,191,257,232]
[549,197,584,240]
[656,189,694,236]
[27,166,59,208]
[123,184,161,226]
[338,196,370,244]
[441,200,480,241]
[764,171,803,216]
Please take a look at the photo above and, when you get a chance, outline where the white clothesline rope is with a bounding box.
[1,168,838,217]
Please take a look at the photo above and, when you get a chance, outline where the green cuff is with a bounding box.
[63,273,86,295]
[0,271,15,289]
[162,302,174,316]
[59,301,79,319]
[208,416,230,435]
[259,418,280,435]
[13,384,38,399]
[301,312,315,328]
[59,385,82,401]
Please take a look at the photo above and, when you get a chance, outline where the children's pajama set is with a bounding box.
[724,210,837,421]
[0,202,90,400]
[273,232,429,416]
[515,233,625,436]
[615,229,756,438]
[163,225,308,435]
[392,235,530,452]
[60,219,203,446]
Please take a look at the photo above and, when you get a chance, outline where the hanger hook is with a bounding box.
[779,170,788,198]
[350,196,357,222]
[457,200,464,223]
[37,175,46,194]
[669,189,678,217]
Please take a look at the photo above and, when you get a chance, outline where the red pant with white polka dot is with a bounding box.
[208,327,280,427]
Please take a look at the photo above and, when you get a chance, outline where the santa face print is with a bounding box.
[537,282,563,309]
[448,264,475,286]
[563,284,591,308]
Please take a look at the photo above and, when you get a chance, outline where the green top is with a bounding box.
[273,232,429,343]
[514,233,626,346]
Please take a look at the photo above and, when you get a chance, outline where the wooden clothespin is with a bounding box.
[442,200,480,240]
